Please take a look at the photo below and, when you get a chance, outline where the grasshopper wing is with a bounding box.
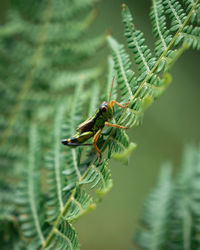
[76,117,95,133]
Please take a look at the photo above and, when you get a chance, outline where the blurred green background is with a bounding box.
[1,0,200,249]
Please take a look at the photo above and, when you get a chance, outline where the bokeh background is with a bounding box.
[1,0,200,249]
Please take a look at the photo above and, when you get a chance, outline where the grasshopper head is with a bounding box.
[99,101,113,120]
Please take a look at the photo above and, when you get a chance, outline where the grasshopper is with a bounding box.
[61,77,129,162]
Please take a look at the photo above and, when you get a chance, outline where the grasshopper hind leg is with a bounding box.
[62,130,103,162]
[93,129,102,163]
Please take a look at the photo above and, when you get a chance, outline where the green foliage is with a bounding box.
[108,0,200,131]
[135,145,200,250]
[0,0,199,249]
[0,0,104,248]
[167,145,200,250]
[135,163,173,249]
[0,0,103,181]
[16,125,45,249]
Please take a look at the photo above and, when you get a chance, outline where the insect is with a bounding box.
[61,77,129,162]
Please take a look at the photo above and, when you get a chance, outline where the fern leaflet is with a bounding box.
[16,125,45,249]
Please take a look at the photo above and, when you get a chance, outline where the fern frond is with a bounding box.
[51,0,99,21]
[15,125,45,248]
[42,160,109,249]
[150,0,172,57]
[64,187,95,222]
[0,0,103,181]
[47,219,79,250]
[163,0,186,31]
[88,81,100,116]
[34,10,96,43]
[183,0,200,25]
[108,35,170,129]
[46,104,67,223]
[44,35,105,66]
[51,67,102,91]
[179,25,200,49]
[108,129,136,163]
[107,36,137,100]
[106,0,199,133]
[166,145,200,249]
[135,145,200,250]
[80,160,113,196]
[135,163,173,249]
[0,3,104,243]
[105,56,117,102]
[122,4,156,81]
[62,84,85,191]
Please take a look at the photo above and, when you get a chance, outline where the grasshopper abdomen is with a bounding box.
[61,137,77,145]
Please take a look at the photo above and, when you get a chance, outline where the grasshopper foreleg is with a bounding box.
[109,100,130,109]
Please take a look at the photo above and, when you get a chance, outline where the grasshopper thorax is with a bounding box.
[99,101,113,120]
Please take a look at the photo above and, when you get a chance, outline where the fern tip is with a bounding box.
[163,72,172,86]
[122,3,126,11]
[106,28,112,37]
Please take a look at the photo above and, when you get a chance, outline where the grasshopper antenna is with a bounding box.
[108,76,115,103]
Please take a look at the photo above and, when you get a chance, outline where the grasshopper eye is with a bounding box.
[101,106,107,112]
